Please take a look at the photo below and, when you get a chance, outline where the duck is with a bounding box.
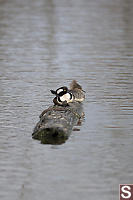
[50,86,74,106]
[69,80,85,102]
[50,80,85,106]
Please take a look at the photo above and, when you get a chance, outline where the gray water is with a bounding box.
[0,0,133,199]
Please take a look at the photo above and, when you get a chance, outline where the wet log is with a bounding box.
[32,101,84,144]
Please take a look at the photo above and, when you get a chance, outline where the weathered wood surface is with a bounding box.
[32,101,83,144]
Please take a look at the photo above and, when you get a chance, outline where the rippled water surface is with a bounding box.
[0,0,133,199]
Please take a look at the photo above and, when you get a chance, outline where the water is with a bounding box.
[0,0,133,199]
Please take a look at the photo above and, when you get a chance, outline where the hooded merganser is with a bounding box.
[70,80,85,102]
[50,80,85,106]
[50,86,74,106]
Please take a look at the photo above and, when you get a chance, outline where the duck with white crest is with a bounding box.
[50,80,85,106]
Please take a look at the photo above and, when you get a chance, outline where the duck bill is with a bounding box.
[50,90,57,95]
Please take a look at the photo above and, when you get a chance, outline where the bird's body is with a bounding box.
[59,92,73,102]
[70,89,85,102]
[53,97,68,106]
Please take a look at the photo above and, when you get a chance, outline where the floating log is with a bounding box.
[32,101,84,144]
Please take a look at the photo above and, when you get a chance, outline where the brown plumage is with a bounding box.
[69,80,85,102]
[70,80,83,90]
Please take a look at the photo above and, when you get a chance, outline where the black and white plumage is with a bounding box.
[50,86,74,106]
[50,81,85,106]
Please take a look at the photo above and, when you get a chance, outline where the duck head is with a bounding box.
[50,86,68,97]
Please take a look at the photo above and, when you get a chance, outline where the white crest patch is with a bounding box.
[57,88,63,94]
